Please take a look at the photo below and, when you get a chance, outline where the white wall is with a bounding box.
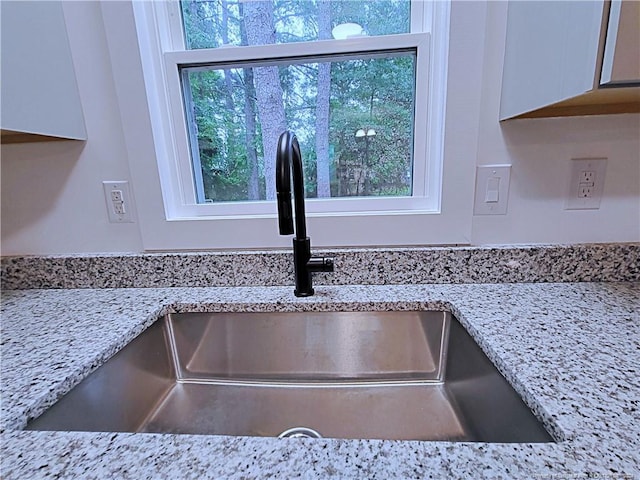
[1,1,638,256]
[471,2,640,245]
[1,2,143,255]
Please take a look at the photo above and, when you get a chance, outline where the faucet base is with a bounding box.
[291,238,335,297]
[294,288,315,298]
[292,237,314,297]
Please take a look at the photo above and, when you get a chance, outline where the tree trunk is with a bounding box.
[242,0,286,201]
[315,0,332,197]
[238,2,260,199]
[243,68,260,199]
[221,0,234,111]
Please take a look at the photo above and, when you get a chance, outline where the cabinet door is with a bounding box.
[600,0,640,86]
[500,0,640,119]
[0,1,86,143]
[500,1,604,120]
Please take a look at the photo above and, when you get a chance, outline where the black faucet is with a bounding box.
[276,130,334,297]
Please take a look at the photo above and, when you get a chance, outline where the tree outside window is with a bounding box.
[179,0,415,204]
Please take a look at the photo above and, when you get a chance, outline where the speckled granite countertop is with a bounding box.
[1,282,639,479]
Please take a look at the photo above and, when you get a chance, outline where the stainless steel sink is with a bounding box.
[27,311,553,442]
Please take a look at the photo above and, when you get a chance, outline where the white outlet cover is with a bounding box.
[102,181,134,223]
[473,165,512,215]
[565,158,607,210]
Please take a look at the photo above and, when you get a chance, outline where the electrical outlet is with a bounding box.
[113,200,126,215]
[110,190,123,202]
[566,158,607,210]
[578,184,594,198]
[580,171,595,184]
[103,181,134,223]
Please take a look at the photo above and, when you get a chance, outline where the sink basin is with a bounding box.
[27,311,553,442]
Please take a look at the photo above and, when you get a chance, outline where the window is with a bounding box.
[181,53,419,206]
[134,0,448,220]
[121,0,480,250]
[176,1,420,210]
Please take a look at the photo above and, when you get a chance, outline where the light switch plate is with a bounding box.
[473,165,511,215]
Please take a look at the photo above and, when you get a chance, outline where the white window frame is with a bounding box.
[135,1,443,217]
[102,0,481,250]
[166,37,430,218]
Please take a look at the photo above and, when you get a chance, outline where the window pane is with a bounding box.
[181,0,411,49]
[181,52,416,203]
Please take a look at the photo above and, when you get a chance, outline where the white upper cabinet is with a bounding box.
[500,0,640,120]
[1,1,86,143]
[601,0,640,86]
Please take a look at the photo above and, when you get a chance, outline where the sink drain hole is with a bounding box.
[278,427,322,439]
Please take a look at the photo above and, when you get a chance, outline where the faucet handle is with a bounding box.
[307,256,335,273]
[277,192,294,235]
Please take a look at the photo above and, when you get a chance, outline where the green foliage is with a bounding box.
[181,0,415,203]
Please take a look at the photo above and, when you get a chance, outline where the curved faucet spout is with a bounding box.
[275,130,334,297]
[276,131,306,239]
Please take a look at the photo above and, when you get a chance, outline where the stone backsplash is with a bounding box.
[1,243,638,289]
